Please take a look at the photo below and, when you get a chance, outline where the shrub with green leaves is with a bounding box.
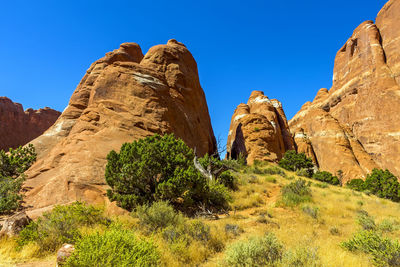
[135,201,184,231]
[346,179,365,191]
[357,210,376,231]
[65,227,160,267]
[105,134,231,214]
[263,166,287,177]
[280,246,321,267]
[18,202,108,252]
[342,230,400,267]
[278,150,314,177]
[280,179,312,206]
[302,205,319,219]
[0,144,36,214]
[364,169,400,202]
[312,171,340,185]
[224,233,283,266]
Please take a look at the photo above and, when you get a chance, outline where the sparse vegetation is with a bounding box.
[280,179,312,206]
[65,227,160,267]
[224,233,284,266]
[17,202,108,253]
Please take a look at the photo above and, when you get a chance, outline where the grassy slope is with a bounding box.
[1,162,400,266]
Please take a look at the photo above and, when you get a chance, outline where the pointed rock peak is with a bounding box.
[313,88,329,102]
[167,39,186,47]
[248,90,270,105]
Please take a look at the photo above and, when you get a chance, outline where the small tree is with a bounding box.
[278,151,314,177]
[0,144,36,214]
[363,169,400,202]
[105,134,230,214]
[313,171,340,185]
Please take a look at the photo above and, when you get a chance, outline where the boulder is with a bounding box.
[56,243,75,266]
[290,0,400,182]
[0,97,60,151]
[23,40,217,215]
[0,212,32,237]
[226,91,294,164]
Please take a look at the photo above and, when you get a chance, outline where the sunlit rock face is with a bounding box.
[0,97,60,151]
[24,40,217,216]
[290,0,400,183]
[226,91,294,164]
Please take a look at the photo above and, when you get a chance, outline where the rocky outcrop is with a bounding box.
[23,40,217,215]
[226,91,294,164]
[289,0,400,182]
[0,97,60,151]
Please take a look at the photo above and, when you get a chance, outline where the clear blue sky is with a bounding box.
[0,0,386,147]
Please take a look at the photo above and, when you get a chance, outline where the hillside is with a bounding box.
[1,161,399,266]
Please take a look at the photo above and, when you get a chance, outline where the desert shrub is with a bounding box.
[330,226,340,236]
[346,179,365,191]
[302,205,319,219]
[278,150,314,177]
[264,166,287,177]
[280,246,321,267]
[313,182,329,189]
[218,171,237,190]
[0,144,36,214]
[378,219,399,233]
[364,169,400,202]
[18,202,108,252]
[265,176,277,183]
[105,134,231,214]
[225,224,243,237]
[280,179,312,206]
[65,227,160,267]
[224,233,283,267]
[135,201,184,231]
[198,154,237,190]
[342,230,400,267]
[312,171,340,185]
[357,210,376,231]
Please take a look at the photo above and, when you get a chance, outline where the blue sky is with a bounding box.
[0,0,385,147]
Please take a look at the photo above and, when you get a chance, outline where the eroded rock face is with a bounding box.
[226,91,294,164]
[0,97,60,151]
[290,0,400,182]
[24,40,217,214]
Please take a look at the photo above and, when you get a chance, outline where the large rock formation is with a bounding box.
[289,0,400,182]
[226,91,294,164]
[24,39,217,215]
[0,97,60,151]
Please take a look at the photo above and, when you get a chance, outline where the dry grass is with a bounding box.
[1,163,400,266]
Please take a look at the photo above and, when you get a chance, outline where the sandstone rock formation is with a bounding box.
[289,0,400,182]
[24,40,217,216]
[226,91,294,164]
[0,97,60,151]
[0,212,32,238]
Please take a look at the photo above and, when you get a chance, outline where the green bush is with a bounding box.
[105,134,230,214]
[296,168,312,178]
[135,201,184,231]
[312,171,340,185]
[224,233,283,266]
[302,205,319,219]
[65,227,160,267]
[278,150,314,177]
[280,179,312,206]
[342,230,400,267]
[18,202,108,252]
[280,246,321,267]
[364,169,400,202]
[264,166,287,177]
[218,171,237,190]
[0,144,36,214]
[357,210,376,231]
[346,179,365,191]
